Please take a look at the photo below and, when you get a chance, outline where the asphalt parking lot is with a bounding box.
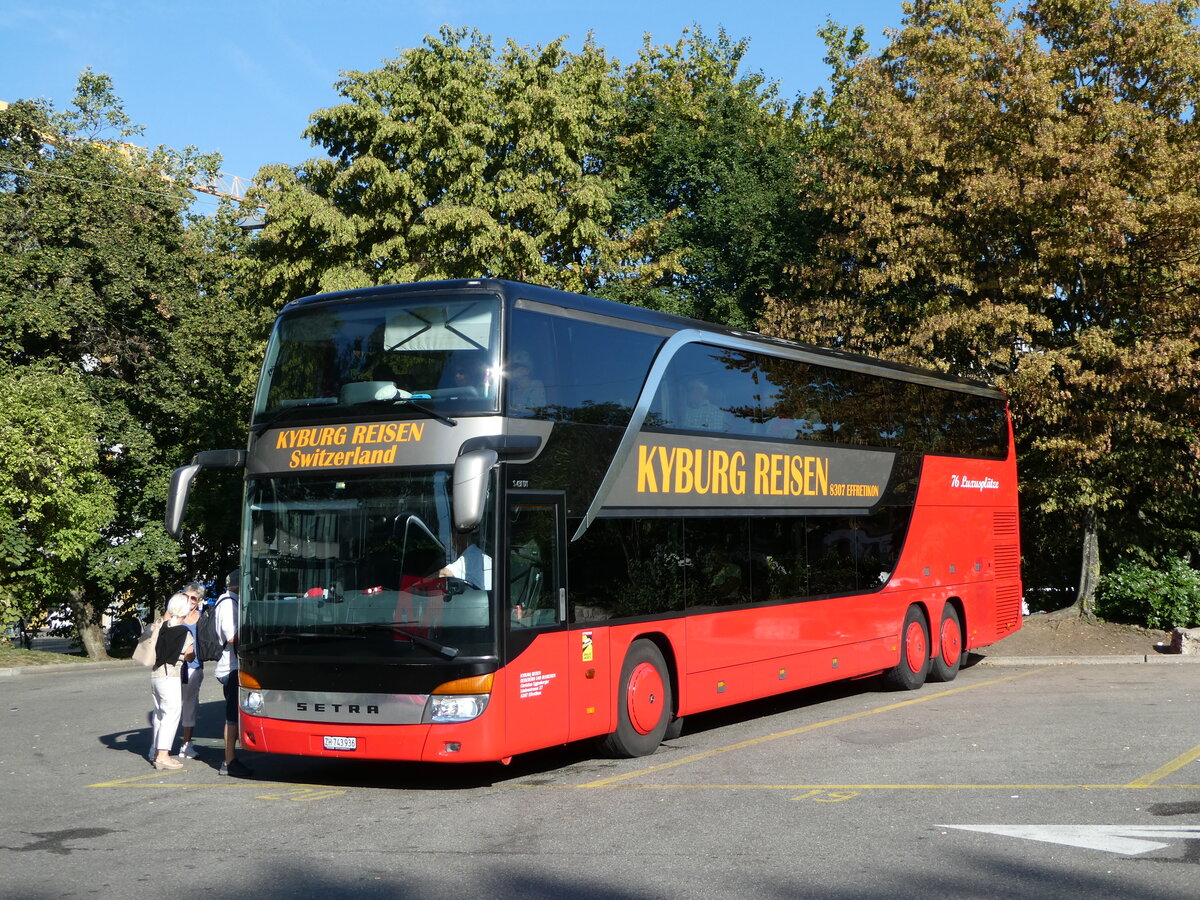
[1,658,1197,899]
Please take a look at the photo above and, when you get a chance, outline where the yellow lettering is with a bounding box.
[753,453,769,495]
[638,445,659,493]
[789,455,804,495]
[693,448,710,494]
[674,448,694,494]
[770,453,785,496]
[658,446,675,490]
[812,457,829,495]
[711,450,728,494]
[730,452,746,494]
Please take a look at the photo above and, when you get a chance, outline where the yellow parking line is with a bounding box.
[89,772,286,790]
[1126,744,1200,788]
[578,667,1053,788]
[89,772,181,788]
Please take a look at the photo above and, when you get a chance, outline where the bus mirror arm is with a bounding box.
[164,449,247,539]
[452,448,498,532]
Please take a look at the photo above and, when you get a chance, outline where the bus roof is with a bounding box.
[282,278,1005,399]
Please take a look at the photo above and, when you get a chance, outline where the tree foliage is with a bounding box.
[244,26,819,327]
[0,72,258,656]
[8,11,1200,645]
[760,0,1200,608]
[0,366,116,634]
[247,27,634,301]
[599,29,818,327]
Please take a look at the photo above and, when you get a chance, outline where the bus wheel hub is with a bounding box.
[627,662,665,735]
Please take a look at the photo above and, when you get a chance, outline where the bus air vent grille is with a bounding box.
[994,545,1020,580]
[995,582,1022,630]
[992,512,1018,537]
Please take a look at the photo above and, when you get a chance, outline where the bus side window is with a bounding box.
[508,502,560,628]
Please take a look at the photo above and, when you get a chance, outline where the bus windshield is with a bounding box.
[243,472,496,660]
[253,294,500,424]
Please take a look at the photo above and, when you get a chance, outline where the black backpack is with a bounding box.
[194,597,229,663]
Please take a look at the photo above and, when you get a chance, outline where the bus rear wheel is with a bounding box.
[602,639,673,758]
[929,604,963,683]
[883,605,930,691]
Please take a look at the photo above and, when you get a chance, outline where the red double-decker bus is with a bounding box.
[166,279,1021,763]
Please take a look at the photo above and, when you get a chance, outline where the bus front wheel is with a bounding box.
[883,605,930,691]
[602,639,673,758]
[929,604,963,683]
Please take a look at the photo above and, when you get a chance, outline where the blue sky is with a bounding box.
[2,0,907,210]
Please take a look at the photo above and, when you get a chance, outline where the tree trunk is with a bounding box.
[67,589,111,661]
[1072,505,1101,620]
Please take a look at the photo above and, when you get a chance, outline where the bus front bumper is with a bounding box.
[240,711,507,763]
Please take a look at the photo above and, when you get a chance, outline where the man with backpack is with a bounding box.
[214,568,251,777]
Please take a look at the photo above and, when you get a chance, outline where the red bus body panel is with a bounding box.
[240,447,1022,762]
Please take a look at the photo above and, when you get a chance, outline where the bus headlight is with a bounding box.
[430,694,490,723]
[241,690,265,715]
[428,673,494,723]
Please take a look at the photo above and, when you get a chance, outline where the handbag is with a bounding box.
[132,619,161,667]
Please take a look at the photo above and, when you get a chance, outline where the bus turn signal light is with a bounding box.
[432,673,494,695]
[239,671,262,690]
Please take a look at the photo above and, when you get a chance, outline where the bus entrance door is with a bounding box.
[502,493,569,755]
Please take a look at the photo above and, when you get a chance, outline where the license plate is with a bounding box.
[323,735,357,751]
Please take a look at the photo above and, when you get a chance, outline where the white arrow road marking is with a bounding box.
[939,825,1200,856]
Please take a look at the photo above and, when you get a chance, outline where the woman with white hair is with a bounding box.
[176,582,206,760]
[148,592,195,770]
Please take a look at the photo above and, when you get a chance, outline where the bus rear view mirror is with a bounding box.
[165,449,246,539]
[452,448,497,532]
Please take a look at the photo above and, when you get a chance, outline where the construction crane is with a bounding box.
[191,172,250,202]
[1,99,249,202]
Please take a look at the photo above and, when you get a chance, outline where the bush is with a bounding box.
[1095,557,1200,629]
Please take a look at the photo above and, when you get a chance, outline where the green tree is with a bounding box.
[0,367,116,640]
[246,27,636,304]
[760,0,1200,615]
[600,28,818,327]
[0,72,255,657]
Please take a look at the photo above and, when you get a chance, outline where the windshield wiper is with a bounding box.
[343,396,458,428]
[341,383,459,427]
[250,400,338,432]
[395,398,457,427]
[242,631,366,652]
[338,622,459,659]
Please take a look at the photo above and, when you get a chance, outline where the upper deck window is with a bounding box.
[507,306,665,424]
[648,342,1007,459]
[253,295,501,424]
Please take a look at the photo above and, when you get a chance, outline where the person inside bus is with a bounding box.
[683,378,726,431]
[448,353,491,399]
[439,530,493,591]
[507,349,545,415]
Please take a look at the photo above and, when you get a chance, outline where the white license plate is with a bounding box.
[323,735,357,751]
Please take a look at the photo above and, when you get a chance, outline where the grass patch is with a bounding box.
[0,646,95,668]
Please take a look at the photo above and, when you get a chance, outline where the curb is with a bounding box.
[0,659,137,677]
[977,654,1200,666]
